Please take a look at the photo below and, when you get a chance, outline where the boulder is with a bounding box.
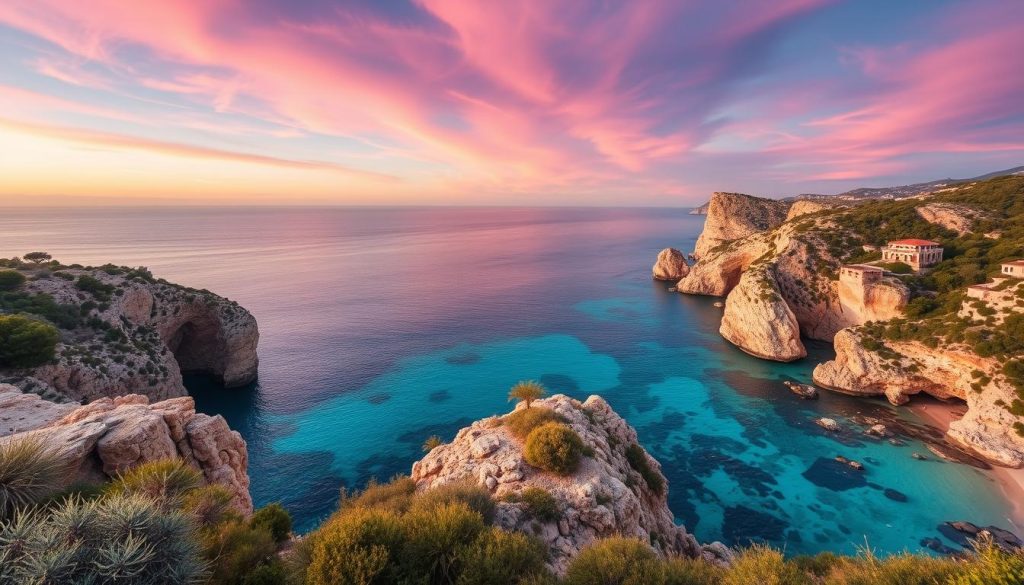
[719,268,806,362]
[652,248,690,281]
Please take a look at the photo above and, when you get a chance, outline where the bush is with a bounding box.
[524,422,585,475]
[625,444,664,495]
[0,492,205,584]
[662,556,726,585]
[564,537,666,585]
[339,476,417,513]
[505,487,560,522]
[504,407,566,440]
[950,538,1024,584]
[108,458,203,506]
[412,481,497,525]
[456,529,548,585]
[307,506,410,585]
[204,520,279,585]
[723,545,807,585]
[0,438,65,518]
[251,502,293,543]
[75,274,115,301]
[0,270,25,291]
[820,550,959,584]
[0,314,60,368]
[402,502,487,582]
[22,252,51,264]
[423,435,443,452]
[241,561,288,585]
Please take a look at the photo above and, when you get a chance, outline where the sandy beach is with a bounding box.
[909,400,1024,532]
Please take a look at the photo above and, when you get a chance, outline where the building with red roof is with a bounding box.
[881,239,943,272]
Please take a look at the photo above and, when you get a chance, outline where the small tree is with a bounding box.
[0,314,61,368]
[22,252,52,265]
[508,380,547,409]
[0,270,26,291]
[422,435,443,452]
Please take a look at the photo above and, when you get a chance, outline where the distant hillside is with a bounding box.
[689,201,710,215]
[793,165,1024,202]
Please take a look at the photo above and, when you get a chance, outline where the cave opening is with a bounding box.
[166,319,226,383]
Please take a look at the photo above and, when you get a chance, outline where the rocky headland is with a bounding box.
[411,394,730,573]
[0,383,252,512]
[0,260,258,403]
[656,175,1024,468]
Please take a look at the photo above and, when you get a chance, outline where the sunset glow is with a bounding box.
[1,0,1022,205]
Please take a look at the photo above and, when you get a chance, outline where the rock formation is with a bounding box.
[0,384,252,512]
[915,203,984,236]
[785,199,837,221]
[719,267,806,361]
[652,248,690,281]
[689,201,710,215]
[692,192,791,259]
[1,265,258,402]
[813,329,1024,468]
[411,394,729,574]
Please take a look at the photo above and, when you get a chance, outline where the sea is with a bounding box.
[0,205,1015,556]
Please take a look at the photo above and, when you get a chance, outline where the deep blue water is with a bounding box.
[0,206,1016,556]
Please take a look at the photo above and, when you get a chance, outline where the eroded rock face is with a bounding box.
[411,394,728,574]
[814,329,1024,468]
[1,266,259,402]
[652,248,690,281]
[785,200,837,221]
[693,192,791,259]
[719,268,806,361]
[916,203,984,235]
[0,391,253,512]
[0,383,76,436]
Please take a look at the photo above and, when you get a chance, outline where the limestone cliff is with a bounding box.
[915,203,985,236]
[0,384,253,511]
[411,394,729,574]
[652,248,690,281]
[692,192,791,259]
[785,199,838,221]
[0,264,258,402]
[813,330,1024,468]
[719,267,805,361]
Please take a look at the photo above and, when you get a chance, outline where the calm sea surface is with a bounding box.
[0,206,1015,554]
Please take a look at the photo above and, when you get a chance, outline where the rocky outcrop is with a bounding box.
[689,201,710,215]
[814,329,1024,468]
[837,275,909,324]
[719,267,806,361]
[652,248,690,281]
[0,388,252,512]
[411,394,728,574]
[916,203,984,235]
[693,192,791,259]
[785,199,837,221]
[1,265,258,402]
[0,383,76,436]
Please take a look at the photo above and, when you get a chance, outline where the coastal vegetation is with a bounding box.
[523,422,586,475]
[0,314,60,368]
[509,380,548,409]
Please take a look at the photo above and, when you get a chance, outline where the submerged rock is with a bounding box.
[816,418,840,432]
[410,394,729,574]
[783,380,819,399]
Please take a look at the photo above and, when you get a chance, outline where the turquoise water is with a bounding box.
[0,206,1016,555]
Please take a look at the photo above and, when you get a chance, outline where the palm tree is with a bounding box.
[508,380,547,409]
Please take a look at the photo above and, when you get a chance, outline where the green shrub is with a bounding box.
[950,538,1024,584]
[412,481,497,525]
[564,537,666,585]
[22,252,51,264]
[724,545,807,585]
[508,380,548,409]
[339,476,417,513]
[662,556,726,585]
[0,438,65,518]
[108,458,204,506]
[456,529,548,585]
[818,549,959,585]
[402,502,487,583]
[204,520,278,585]
[251,502,293,543]
[505,487,560,522]
[184,483,239,527]
[625,444,664,495]
[241,561,288,585]
[0,270,25,291]
[75,274,115,301]
[0,314,60,368]
[504,407,566,440]
[307,506,410,585]
[524,423,585,475]
[0,492,205,584]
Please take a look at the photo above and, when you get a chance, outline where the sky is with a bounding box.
[0,0,1022,207]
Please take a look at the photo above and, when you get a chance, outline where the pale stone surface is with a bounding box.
[410,394,731,574]
[0,394,253,512]
[1,266,259,402]
[652,248,690,281]
[814,329,1024,468]
[0,384,76,436]
[692,192,790,259]
[719,268,806,362]
[785,199,838,221]
[916,203,984,236]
